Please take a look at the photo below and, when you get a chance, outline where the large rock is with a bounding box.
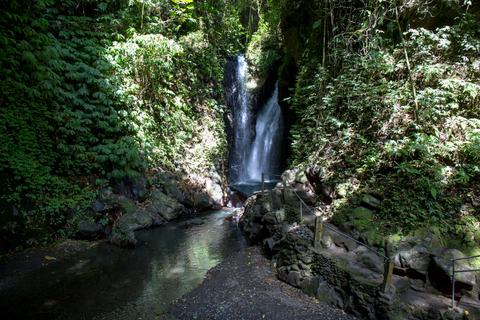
[356,250,384,273]
[77,220,103,239]
[146,189,184,221]
[332,232,358,252]
[181,173,224,211]
[293,183,317,205]
[397,245,430,277]
[314,279,345,309]
[270,188,284,211]
[110,210,164,247]
[239,193,273,243]
[204,177,223,208]
[305,165,332,204]
[153,170,186,202]
[287,270,302,287]
[430,249,476,293]
[91,199,108,212]
[281,168,301,186]
[192,191,214,210]
[112,176,148,201]
[95,188,137,215]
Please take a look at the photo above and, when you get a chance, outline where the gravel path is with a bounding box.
[170,246,357,320]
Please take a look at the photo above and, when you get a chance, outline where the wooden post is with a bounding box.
[299,200,303,223]
[314,216,323,249]
[261,173,265,195]
[383,258,395,292]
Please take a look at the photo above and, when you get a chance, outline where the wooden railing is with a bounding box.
[261,172,480,301]
[261,172,394,292]
[451,255,480,308]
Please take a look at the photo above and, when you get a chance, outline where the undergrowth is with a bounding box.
[0,0,244,247]
[287,0,480,246]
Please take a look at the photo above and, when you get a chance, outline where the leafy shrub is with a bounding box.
[285,1,480,241]
[0,0,244,247]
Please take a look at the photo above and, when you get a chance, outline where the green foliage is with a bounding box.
[285,1,480,243]
[107,29,232,170]
[243,0,284,77]
[0,0,245,247]
[246,17,282,79]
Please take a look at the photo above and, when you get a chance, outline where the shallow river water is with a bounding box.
[0,209,246,320]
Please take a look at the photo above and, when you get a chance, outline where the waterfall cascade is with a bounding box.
[226,55,284,185]
[226,55,252,183]
[245,85,283,181]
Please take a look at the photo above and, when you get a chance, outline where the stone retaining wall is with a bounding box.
[240,181,479,319]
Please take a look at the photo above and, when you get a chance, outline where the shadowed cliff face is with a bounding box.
[276,1,320,166]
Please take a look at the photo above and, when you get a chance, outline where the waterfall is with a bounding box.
[226,55,284,185]
[233,55,251,181]
[245,85,283,181]
[225,55,252,183]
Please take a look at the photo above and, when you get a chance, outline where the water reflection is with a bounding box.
[0,210,246,320]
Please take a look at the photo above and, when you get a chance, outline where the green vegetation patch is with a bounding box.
[0,0,245,248]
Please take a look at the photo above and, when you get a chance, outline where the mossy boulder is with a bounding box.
[430,249,477,292]
[110,210,164,247]
[146,189,184,221]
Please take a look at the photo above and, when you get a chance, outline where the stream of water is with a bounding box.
[245,84,284,181]
[0,210,246,320]
[0,54,284,319]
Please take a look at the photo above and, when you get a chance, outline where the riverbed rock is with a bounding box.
[77,221,103,239]
[146,189,184,221]
[158,173,186,203]
[110,210,165,247]
[179,218,205,228]
[112,176,148,201]
[205,178,223,207]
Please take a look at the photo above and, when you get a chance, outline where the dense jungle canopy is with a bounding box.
[0,0,479,253]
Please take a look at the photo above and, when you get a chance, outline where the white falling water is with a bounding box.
[232,55,251,181]
[226,55,283,185]
[245,84,283,182]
